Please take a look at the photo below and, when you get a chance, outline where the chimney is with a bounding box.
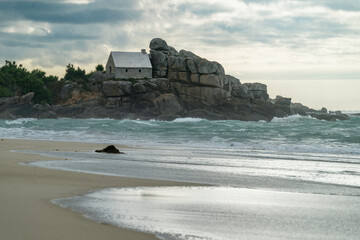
[141,49,147,54]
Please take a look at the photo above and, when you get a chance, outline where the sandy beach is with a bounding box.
[0,138,195,240]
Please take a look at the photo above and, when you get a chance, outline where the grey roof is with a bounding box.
[110,51,152,69]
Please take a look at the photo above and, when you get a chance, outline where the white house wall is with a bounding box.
[106,55,116,76]
[114,68,152,79]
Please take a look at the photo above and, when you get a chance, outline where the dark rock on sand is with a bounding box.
[95,145,124,154]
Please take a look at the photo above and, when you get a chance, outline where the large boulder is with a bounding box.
[186,59,198,73]
[320,107,328,114]
[167,56,187,72]
[311,113,349,121]
[274,96,291,106]
[132,82,147,93]
[224,75,241,87]
[102,80,132,97]
[88,71,112,82]
[0,96,20,106]
[232,85,249,99]
[150,50,168,78]
[291,102,316,115]
[118,81,133,95]
[153,94,184,116]
[179,50,199,59]
[194,58,218,74]
[149,38,169,51]
[244,82,267,92]
[20,92,35,103]
[199,74,221,88]
[149,78,171,93]
[174,83,229,106]
[213,62,225,75]
[243,82,269,101]
[168,46,178,55]
[60,84,74,101]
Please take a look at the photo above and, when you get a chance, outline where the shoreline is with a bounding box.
[0,138,198,240]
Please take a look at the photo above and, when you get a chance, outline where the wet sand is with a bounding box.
[0,138,196,240]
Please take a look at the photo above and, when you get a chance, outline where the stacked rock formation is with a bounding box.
[0,38,349,121]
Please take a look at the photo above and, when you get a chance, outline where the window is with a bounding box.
[139,69,142,73]
[109,66,112,74]
[125,69,128,72]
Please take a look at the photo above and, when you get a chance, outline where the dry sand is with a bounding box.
[0,138,195,240]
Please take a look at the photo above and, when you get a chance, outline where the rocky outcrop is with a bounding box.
[102,80,132,97]
[244,83,269,101]
[0,92,35,119]
[310,113,350,121]
[153,93,184,117]
[0,38,349,122]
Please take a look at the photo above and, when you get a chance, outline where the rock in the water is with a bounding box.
[311,113,349,121]
[95,145,124,154]
[320,107,328,114]
[149,38,169,51]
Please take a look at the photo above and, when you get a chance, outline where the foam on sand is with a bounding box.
[54,186,360,240]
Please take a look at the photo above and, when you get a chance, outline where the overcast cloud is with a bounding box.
[1,0,360,109]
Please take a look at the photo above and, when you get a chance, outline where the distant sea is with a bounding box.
[1,116,360,239]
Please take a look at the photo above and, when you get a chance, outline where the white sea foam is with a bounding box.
[5,118,37,125]
[271,114,315,122]
[172,117,204,123]
[54,187,360,240]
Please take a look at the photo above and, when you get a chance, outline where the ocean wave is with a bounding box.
[5,118,37,125]
[271,114,315,123]
[172,117,205,123]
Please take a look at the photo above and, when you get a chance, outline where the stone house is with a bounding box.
[106,50,152,79]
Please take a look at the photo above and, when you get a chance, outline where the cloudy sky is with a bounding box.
[1,0,359,110]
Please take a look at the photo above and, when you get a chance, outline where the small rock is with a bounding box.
[95,145,124,154]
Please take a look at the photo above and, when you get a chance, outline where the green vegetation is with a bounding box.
[0,61,108,105]
[95,64,105,72]
[0,61,94,104]
[0,61,55,104]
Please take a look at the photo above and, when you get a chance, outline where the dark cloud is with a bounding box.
[0,0,359,78]
[0,29,97,45]
[212,13,358,47]
[0,39,45,48]
[0,0,141,24]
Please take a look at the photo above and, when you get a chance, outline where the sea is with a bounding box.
[1,115,360,240]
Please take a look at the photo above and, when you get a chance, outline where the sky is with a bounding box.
[0,0,359,110]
